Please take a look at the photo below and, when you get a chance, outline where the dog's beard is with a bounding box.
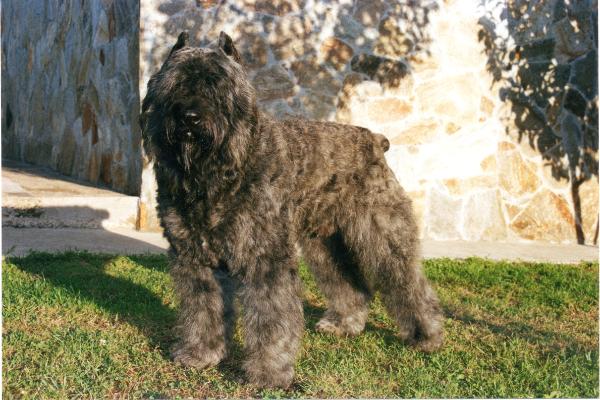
[177,133,217,173]
[180,141,195,173]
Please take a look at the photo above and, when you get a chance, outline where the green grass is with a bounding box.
[3,253,598,398]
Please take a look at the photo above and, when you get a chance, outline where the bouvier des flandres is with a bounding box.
[140,31,443,388]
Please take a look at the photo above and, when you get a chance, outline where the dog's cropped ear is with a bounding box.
[218,31,242,64]
[169,31,189,57]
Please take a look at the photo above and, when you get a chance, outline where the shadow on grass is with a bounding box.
[13,255,407,389]
[444,305,598,356]
[303,300,403,350]
[10,254,177,358]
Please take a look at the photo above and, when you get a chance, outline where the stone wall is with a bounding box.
[479,0,598,244]
[2,0,142,195]
[139,0,598,244]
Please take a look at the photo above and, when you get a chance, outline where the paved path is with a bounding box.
[3,227,597,264]
[3,160,139,229]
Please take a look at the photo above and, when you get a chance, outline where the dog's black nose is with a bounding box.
[185,111,201,125]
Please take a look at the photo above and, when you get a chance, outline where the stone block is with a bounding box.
[390,119,439,145]
[365,98,413,125]
[424,185,463,240]
[260,99,295,119]
[374,16,414,58]
[252,65,295,101]
[269,15,312,60]
[350,54,409,88]
[196,0,219,9]
[443,175,497,197]
[479,96,495,117]
[579,178,599,244]
[290,58,341,95]
[569,50,597,99]
[353,0,388,26]
[518,38,555,63]
[480,155,497,173]
[100,153,113,186]
[445,122,461,135]
[299,90,337,121]
[462,189,508,241]
[553,17,594,63]
[319,37,354,70]
[158,0,189,15]
[497,146,541,197]
[334,14,365,41]
[233,23,269,69]
[57,128,76,176]
[416,75,482,123]
[244,0,306,16]
[407,190,426,238]
[509,189,575,242]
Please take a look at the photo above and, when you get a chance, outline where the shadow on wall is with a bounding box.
[478,0,599,244]
[143,0,437,121]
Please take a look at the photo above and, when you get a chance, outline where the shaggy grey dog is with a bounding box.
[140,31,443,389]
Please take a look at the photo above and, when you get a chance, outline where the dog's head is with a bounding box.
[140,32,256,172]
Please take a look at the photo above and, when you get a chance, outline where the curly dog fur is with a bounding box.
[140,31,443,389]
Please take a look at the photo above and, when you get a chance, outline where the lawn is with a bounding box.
[3,253,598,398]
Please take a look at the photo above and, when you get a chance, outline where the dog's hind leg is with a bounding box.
[170,257,236,369]
[300,234,371,336]
[340,195,444,352]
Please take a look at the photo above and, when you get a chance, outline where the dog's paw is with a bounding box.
[172,345,224,369]
[398,321,444,353]
[413,333,444,353]
[315,315,365,337]
[245,367,294,389]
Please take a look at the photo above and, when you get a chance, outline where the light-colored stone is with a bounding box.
[497,147,541,197]
[416,75,482,123]
[291,58,342,96]
[390,119,439,145]
[233,23,269,69]
[353,0,388,26]
[479,96,495,117]
[510,190,576,243]
[319,37,354,70]
[480,155,497,173]
[443,175,497,196]
[252,65,295,101]
[505,202,523,221]
[366,98,413,124]
[299,90,337,121]
[579,178,599,244]
[462,189,508,241]
[375,16,414,58]
[445,121,461,135]
[334,14,365,41]
[407,190,425,238]
[244,0,306,16]
[269,15,313,60]
[424,185,463,240]
[260,99,295,119]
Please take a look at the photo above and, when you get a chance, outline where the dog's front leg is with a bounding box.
[170,257,235,370]
[239,251,303,389]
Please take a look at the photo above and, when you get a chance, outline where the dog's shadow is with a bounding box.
[11,253,412,395]
[10,253,178,358]
[12,254,383,386]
